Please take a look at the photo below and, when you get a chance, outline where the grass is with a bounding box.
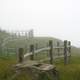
[1,29,80,80]
[0,58,16,80]
[54,56,80,80]
[0,56,80,80]
[0,58,36,80]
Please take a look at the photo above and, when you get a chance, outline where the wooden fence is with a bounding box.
[18,40,71,65]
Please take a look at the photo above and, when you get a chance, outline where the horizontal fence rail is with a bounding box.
[24,47,50,58]
[24,46,70,58]
[39,54,70,62]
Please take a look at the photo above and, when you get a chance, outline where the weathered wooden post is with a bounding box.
[0,44,2,56]
[18,48,24,63]
[64,40,68,64]
[47,43,49,57]
[68,41,71,63]
[35,43,38,50]
[35,43,38,58]
[49,40,53,64]
[6,48,9,57]
[68,41,71,55]
[30,45,34,60]
[57,42,60,56]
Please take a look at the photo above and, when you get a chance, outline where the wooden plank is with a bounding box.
[34,47,50,53]
[39,54,70,62]
[53,47,64,49]
[24,52,32,58]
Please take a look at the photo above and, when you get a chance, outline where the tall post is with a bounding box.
[49,40,53,64]
[25,32,27,38]
[47,43,49,57]
[28,29,34,38]
[30,45,34,60]
[6,48,8,57]
[18,48,24,63]
[68,41,71,55]
[64,40,68,64]
[68,41,71,63]
[35,43,38,50]
[57,42,60,56]
[35,43,38,58]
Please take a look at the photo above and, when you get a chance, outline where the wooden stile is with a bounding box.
[17,39,71,65]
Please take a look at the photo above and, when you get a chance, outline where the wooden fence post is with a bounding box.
[46,43,49,57]
[30,45,34,60]
[68,41,71,55]
[64,40,68,64]
[35,43,38,58]
[35,43,38,50]
[68,41,71,63]
[49,40,53,64]
[6,48,9,57]
[57,42,60,56]
[18,48,24,63]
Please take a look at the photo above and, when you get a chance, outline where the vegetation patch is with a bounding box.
[55,56,80,80]
[0,56,80,80]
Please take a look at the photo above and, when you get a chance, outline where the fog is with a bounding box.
[0,0,80,47]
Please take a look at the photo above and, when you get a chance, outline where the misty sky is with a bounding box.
[0,0,80,47]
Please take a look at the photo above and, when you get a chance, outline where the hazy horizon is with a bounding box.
[0,0,80,47]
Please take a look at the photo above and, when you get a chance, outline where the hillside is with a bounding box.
[0,29,80,56]
[0,29,10,41]
[0,29,10,53]
[2,36,80,56]
[5,37,62,49]
[0,30,80,80]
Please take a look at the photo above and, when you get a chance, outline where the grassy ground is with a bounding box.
[54,56,80,80]
[0,56,80,80]
[0,58,16,80]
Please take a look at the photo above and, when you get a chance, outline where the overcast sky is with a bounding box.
[0,0,80,47]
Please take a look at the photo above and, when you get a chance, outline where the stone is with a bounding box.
[14,61,59,80]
